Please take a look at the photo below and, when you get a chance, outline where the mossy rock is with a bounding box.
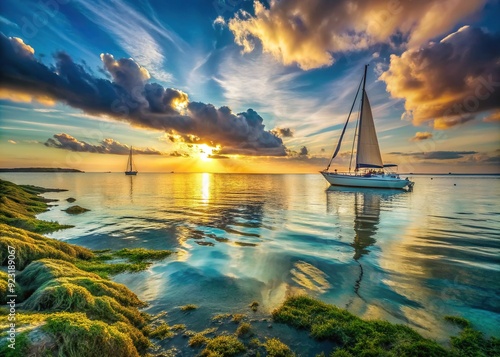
[272,296,448,356]
[201,335,246,356]
[0,179,72,233]
[43,312,141,357]
[66,197,76,203]
[0,224,93,270]
[63,205,90,215]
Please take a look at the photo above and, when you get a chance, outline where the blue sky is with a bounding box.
[0,0,499,172]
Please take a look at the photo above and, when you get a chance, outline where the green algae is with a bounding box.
[0,180,172,356]
[74,248,173,279]
[263,337,294,357]
[43,312,141,357]
[0,224,93,270]
[449,325,500,357]
[63,205,90,215]
[0,271,9,304]
[272,295,500,357]
[113,248,173,263]
[444,315,472,329]
[146,322,174,340]
[201,335,246,356]
[181,304,198,311]
[236,322,252,336]
[231,314,246,323]
[0,179,72,233]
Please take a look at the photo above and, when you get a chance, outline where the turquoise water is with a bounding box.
[2,173,499,347]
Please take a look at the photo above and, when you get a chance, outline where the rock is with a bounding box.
[63,205,90,214]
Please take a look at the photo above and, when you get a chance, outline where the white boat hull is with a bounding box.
[321,171,412,190]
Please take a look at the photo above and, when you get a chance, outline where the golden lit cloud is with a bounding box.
[484,111,500,122]
[0,88,56,106]
[12,37,34,55]
[229,0,486,70]
[381,26,500,129]
[410,132,433,142]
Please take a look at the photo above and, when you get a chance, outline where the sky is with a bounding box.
[0,0,499,173]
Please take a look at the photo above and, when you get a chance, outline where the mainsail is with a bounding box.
[356,92,383,169]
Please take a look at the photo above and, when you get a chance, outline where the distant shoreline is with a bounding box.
[0,167,84,173]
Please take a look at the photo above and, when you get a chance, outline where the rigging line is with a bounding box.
[348,98,362,173]
[325,75,364,171]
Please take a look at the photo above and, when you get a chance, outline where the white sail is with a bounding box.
[356,92,383,168]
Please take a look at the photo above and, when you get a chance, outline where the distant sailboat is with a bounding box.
[125,146,138,176]
[321,65,414,190]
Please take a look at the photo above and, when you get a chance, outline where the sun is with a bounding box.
[198,144,214,161]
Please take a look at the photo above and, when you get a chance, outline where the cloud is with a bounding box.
[8,140,16,144]
[228,0,486,70]
[271,127,294,138]
[75,0,184,82]
[390,151,477,160]
[213,16,226,28]
[299,146,308,156]
[0,33,286,156]
[411,132,433,142]
[44,133,163,155]
[169,151,190,157]
[208,154,230,159]
[484,111,500,122]
[381,26,500,129]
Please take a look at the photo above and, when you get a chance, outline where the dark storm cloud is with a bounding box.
[381,26,500,129]
[390,151,478,160]
[0,33,286,156]
[44,133,163,155]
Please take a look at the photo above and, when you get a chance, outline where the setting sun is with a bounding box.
[198,144,214,161]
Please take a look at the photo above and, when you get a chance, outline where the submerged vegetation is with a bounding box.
[63,205,90,215]
[1,179,498,356]
[0,179,173,356]
[0,179,72,233]
[272,295,500,356]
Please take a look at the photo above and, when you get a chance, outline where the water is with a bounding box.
[2,173,499,348]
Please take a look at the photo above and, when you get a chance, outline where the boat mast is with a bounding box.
[355,64,368,171]
[128,147,133,172]
[325,76,363,171]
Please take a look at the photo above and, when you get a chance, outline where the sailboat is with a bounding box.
[125,146,138,175]
[321,65,414,190]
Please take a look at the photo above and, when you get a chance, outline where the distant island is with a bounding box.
[0,167,84,173]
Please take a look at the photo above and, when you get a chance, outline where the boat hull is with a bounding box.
[125,171,138,176]
[321,171,411,189]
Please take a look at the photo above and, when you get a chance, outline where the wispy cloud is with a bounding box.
[390,151,477,160]
[76,0,186,82]
[0,15,19,28]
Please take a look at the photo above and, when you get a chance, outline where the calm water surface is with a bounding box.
[2,173,499,348]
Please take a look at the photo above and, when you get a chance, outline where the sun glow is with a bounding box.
[198,144,214,161]
[172,97,188,113]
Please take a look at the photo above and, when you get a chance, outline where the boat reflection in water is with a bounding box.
[326,186,408,310]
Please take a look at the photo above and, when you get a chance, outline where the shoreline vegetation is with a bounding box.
[0,179,498,356]
[0,168,84,173]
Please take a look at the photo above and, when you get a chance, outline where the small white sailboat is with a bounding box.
[321,65,414,190]
[125,146,138,176]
